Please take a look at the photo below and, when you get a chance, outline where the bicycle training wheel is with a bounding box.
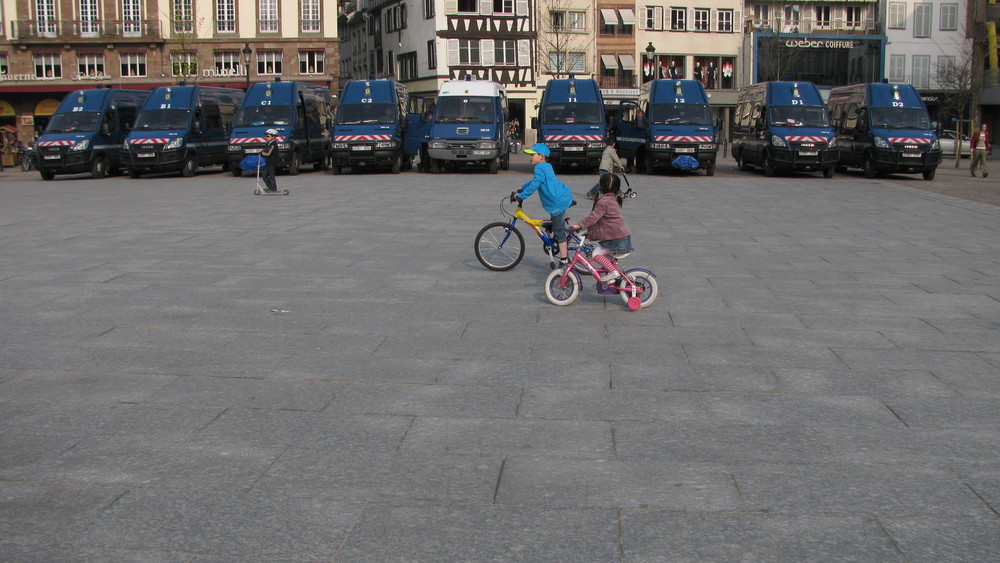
[618,269,658,309]
[544,268,581,306]
[475,222,525,271]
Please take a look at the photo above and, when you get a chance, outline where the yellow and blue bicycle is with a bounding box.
[474,196,589,271]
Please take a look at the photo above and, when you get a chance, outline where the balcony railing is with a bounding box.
[12,19,162,41]
[747,17,880,34]
[598,75,638,90]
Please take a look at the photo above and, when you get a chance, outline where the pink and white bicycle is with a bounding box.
[543,229,658,310]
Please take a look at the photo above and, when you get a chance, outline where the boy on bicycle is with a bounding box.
[513,143,574,266]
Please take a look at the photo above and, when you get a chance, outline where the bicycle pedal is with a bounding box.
[595,283,618,295]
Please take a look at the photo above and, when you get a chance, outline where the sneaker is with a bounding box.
[558,258,569,268]
[599,270,619,283]
[985,172,989,178]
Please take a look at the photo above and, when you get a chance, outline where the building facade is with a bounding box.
[0,0,340,148]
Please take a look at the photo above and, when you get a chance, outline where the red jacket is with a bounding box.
[971,130,991,153]
[577,192,631,242]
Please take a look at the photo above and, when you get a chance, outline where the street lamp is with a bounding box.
[644,42,656,83]
[241,43,253,90]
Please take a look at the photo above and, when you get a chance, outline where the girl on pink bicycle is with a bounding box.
[570,174,633,283]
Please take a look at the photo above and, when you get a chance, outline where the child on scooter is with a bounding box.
[570,174,633,282]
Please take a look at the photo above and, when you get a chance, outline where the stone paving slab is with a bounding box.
[2,163,1000,560]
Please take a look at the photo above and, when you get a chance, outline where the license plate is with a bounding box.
[245,148,261,154]
[351,145,372,151]
[675,147,695,153]
[43,155,60,160]
[904,153,921,158]
[799,151,819,156]
[137,153,154,158]
[563,146,584,152]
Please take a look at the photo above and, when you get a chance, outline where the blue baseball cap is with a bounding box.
[523,143,551,157]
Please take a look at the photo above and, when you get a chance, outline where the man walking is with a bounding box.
[970,123,991,178]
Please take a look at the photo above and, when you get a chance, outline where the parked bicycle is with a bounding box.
[543,228,658,310]
[475,196,589,271]
[21,149,36,172]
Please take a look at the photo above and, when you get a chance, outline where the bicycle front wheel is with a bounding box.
[475,222,525,271]
[618,269,658,309]
[544,268,581,306]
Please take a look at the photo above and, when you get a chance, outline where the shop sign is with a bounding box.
[72,72,111,81]
[0,73,39,82]
[785,39,860,49]
[601,88,640,98]
[202,66,246,78]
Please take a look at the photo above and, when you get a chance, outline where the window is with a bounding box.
[399,52,418,80]
[495,39,517,66]
[385,5,406,32]
[782,6,800,32]
[172,0,193,33]
[33,53,61,78]
[214,50,241,74]
[889,54,906,82]
[913,3,932,38]
[568,52,586,73]
[35,0,57,36]
[551,11,566,30]
[671,8,686,31]
[77,53,105,77]
[257,50,282,75]
[260,0,278,33]
[302,0,321,32]
[717,9,733,32]
[427,40,437,69]
[457,0,477,13]
[753,4,769,26]
[548,51,585,74]
[79,0,100,36]
[424,0,434,19]
[888,3,906,29]
[0,54,8,75]
[645,6,663,30]
[912,55,930,88]
[814,5,831,27]
[122,0,142,36]
[493,0,513,15]
[299,51,324,74]
[940,4,958,31]
[216,0,235,32]
[694,8,709,31]
[120,52,146,77]
[171,52,198,76]
[845,6,862,28]
[692,56,736,89]
[569,11,585,31]
[937,55,956,84]
[459,39,480,65]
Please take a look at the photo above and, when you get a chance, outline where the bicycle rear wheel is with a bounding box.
[544,268,581,306]
[475,222,525,271]
[618,269,658,309]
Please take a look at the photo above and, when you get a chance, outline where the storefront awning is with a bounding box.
[601,9,619,25]
[34,98,61,116]
[619,54,636,70]
[601,55,619,69]
[0,100,14,118]
[619,9,637,25]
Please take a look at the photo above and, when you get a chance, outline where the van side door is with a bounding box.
[614,101,642,161]
[404,95,433,157]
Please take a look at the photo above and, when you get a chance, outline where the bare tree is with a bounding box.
[163,7,202,84]
[535,0,594,79]
[751,2,805,82]
[934,28,991,166]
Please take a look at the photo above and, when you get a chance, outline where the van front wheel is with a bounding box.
[922,168,936,181]
[862,156,877,179]
[90,156,107,179]
[288,153,301,175]
[181,156,197,177]
[763,157,776,177]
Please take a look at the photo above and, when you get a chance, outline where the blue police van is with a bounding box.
[329,79,429,174]
[228,80,334,176]
[122,85,244,178]
[532,76,607,171]
[34,88,149,180]
[732,81,839,178]
[827,83,940,180]
[426,77,510,174]
[615,79,718,175]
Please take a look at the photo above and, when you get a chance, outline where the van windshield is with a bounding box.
[45,112,101,133]
[335,103,397,125]
[541,103,603,125]
[869,107,931,130]
[768,106,830,128]
[434,97,495,124]
[236,105,294,127]
[649,104,712,126]
[134,109,191,130]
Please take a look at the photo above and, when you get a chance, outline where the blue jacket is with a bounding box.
[519,161,573,215]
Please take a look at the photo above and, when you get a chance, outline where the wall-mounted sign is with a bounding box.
[785,39,860,49]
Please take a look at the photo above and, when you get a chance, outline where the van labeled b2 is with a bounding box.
[827,83,940,180]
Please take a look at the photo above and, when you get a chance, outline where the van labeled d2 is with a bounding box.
[827,83,940,180]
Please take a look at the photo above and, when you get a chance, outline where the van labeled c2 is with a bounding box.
[827,83,941,180]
